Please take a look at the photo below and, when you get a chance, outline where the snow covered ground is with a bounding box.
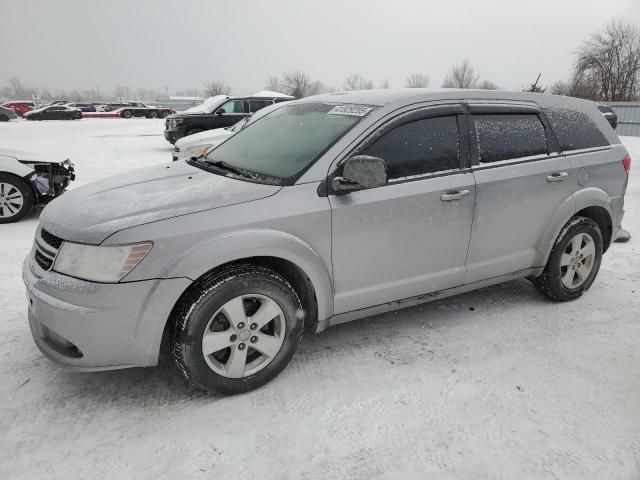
[1,119,639,479]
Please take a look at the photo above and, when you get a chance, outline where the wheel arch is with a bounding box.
[536,188,615,266]
[151,230,333,365]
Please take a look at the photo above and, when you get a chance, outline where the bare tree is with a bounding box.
[441,60,480,88]
[576,20,640,101]
[343,73,374,91]
[204,80,231,97]
[405,73,430,88]
[379,78,390,89]
[265,76,284,93]
[476,79,499,90]
[280,71,316,98]
[550,80,570,96]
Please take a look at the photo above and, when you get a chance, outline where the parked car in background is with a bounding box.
[65,102,96,112]
[25,105,82,120]
[24,89,629,394]
[1,101,35,116]
[0,105,18,121]
[164,91,294,144]
[0,148,75,223]
[172,101,290,161]
[92,103,108,112]
[105,102,173,118]
[598,104,618,129]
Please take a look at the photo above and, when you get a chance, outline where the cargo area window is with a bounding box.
[362,115,460,180]
[474,113,548,163]
[543,107,609,151]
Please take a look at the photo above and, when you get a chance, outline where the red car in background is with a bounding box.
[1,101,35,117]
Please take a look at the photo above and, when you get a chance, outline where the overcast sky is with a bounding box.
[1,0,639,96]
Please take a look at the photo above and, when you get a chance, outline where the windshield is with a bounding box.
[203,103,371,182]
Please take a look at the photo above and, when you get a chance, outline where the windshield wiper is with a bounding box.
[204,159,250,177]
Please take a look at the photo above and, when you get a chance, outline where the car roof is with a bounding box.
[297,88,598,111]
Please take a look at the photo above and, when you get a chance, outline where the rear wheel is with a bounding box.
[0,174,35,223]
[148,111,158,119]
[533,216,603,301]
[173,265,304,394]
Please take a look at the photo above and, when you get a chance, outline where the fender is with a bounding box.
[535,187,614,266]
[0,154,35,177]
[161,228,334,323]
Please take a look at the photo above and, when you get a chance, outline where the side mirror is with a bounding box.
[215,108,225,115]
[331,155,387,194]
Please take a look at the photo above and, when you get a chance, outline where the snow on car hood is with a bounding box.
[0,148,65,164]
[40,161,281,244]
[175,127,234,149]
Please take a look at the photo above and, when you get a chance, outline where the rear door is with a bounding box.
[465,103,573,282]
[330,105,476,314]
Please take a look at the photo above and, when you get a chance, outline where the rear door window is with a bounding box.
[474,114,548,163]
[362,115,460,180]
[543,107,609,151]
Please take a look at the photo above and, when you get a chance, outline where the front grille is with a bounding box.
[35,250,53,270]
[40,229,63,249]
[33,227,64,273]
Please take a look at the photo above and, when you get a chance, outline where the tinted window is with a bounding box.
[474,114,548,163]
[362,116,460,179]
[543,108,609,151]
[249,99,272,112]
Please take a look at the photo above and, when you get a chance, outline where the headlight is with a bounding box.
[53,242,153,283]
[184,144,213,159]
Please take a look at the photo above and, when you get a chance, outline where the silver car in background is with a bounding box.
[23,89,629,394]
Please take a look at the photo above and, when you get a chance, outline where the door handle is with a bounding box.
[546,172,569,182]
[440,189,470,201]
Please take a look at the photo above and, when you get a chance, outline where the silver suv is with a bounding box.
[23,89,630,394]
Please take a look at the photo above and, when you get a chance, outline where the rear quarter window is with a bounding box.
[543,107,609,151]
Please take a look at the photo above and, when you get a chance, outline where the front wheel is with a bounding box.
[173,265,304,394]
[533,216,603,301]
[0,174,35,223]
[122,110,133,118]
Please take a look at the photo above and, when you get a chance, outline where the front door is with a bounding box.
[330,107,476,314]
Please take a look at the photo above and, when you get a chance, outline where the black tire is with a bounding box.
[122,110,133,119]
[186,128,204,137]
[533,216,603,301]
[148,111,158,119]
[173,264,304,394]
[0,115,8,122]
[0,174,35,223]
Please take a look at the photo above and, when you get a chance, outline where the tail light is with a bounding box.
[622,154,631,174]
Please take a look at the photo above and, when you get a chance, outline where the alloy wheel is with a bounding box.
[201,294,286,378]
[560,232,596,289]
[0,182,24,218]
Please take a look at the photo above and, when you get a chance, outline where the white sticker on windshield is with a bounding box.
[327,105,373,117]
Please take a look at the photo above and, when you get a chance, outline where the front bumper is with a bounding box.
[23,252,191,371]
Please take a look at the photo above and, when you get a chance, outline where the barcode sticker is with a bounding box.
[327,105,373,117]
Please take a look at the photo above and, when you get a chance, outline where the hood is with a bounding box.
[0,148,64,164]
[175,127,234,149]
[40,161,281,244]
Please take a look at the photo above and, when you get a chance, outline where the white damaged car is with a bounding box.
[0,149,75,223]
[172,101,290,161]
